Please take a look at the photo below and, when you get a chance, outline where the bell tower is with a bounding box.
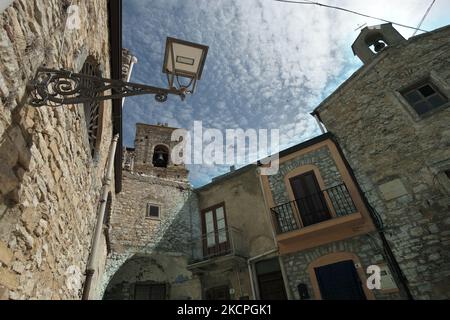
[129,123,189,181]
[352,23,406,64]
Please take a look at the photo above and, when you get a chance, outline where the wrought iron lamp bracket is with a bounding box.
[27,67,187,107]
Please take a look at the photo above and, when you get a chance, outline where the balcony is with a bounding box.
[270,184,359,235]
[188,227,247,270]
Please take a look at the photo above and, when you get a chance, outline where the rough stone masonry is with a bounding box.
[0,0,115,300]
[315,25,450,299]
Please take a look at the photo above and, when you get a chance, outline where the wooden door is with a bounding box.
[289,171,331,227]
[256,258,287,300]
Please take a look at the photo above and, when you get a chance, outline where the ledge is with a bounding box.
[276,212,369,254]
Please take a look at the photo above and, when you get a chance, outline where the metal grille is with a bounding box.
[271,184,358,235]
[81,59,102,158]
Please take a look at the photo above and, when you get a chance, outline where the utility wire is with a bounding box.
[412,0,436,37]
[274,0,429,33]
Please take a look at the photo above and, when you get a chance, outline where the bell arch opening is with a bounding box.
[152,145,169,168]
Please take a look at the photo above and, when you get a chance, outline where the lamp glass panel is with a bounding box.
[166,42,204,77]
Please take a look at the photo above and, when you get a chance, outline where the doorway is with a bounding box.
[314,260,367,300]
[205,285,230,300]
[289,171,331,227]
[133,283,167,300]
[256,258,287,300]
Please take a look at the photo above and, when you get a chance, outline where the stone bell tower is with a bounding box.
[124,123,189,181]
[104,123,201,299]
[352,23,406,64]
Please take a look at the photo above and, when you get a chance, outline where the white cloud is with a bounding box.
[123,0,450,187]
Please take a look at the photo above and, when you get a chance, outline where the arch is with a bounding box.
[80,56,104,159]
[152,144,169,168]
[102,252,201,300]
[307,252,375,300]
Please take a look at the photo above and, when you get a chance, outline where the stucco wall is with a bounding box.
[316,26,450,299]
[197,166,276,259]
[0,0,114,299]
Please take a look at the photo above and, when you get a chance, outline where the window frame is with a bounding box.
[146,203,161,220]
[397,75,450,120]
[200,202,230,257]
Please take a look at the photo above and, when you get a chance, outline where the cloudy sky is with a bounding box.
[122,0,450,187]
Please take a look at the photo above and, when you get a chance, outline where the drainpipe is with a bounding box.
[329,133,414,300]
[82,134,120,300]
[313,114,327,134]
[255,169,293,300]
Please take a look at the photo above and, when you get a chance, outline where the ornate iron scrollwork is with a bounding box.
[28,68,185,107]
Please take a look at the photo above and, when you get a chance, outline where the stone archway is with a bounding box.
[102,252,201,300]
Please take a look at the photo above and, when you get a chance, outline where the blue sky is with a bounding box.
[123,0,450,187]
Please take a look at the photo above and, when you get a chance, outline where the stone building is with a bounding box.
[0,0,124,300]
[313,23,450,299]
[103,123,202,300]
[260,133,404,300]
[102,123,288,300]
[191,164,284,300]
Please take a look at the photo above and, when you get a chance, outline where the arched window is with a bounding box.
[80,57,103,158]
[152,145,169,168]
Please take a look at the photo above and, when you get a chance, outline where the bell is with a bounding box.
[154,152,167,167]
[374,40,386,53]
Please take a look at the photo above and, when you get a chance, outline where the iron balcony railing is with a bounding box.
[189,227,246,264]
[270,184,358,235]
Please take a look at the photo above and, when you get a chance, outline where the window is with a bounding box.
[401,81,448,116]
[146,204,160,219]
[81,57,103,158]
[201,203,229,258]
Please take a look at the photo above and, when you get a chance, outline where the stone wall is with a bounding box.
[316,26,450,299]
[102,170,201,298]
[133,123,189,181]
[104,253,202,300]
[282,234,402,300]
[268,146,342,205]
[0,0,114,299]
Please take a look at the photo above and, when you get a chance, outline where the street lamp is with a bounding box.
[28,37,209,107]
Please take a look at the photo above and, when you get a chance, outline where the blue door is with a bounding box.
[315,260,367,300]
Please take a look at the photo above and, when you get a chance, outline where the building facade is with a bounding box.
[192,165,283,300]
[313,24,450,299]
[260,134,404,300]
[103,123,202,300]
[0,0,123,300]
